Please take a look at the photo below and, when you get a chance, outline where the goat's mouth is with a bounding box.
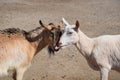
[54,45,69,51]
[54,46,61,51]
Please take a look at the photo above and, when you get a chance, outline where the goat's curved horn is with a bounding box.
[39,20,52,30]
[62,18,69,26]
[58,21,63,30]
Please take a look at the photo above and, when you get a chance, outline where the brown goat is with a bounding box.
[0,20,57,80]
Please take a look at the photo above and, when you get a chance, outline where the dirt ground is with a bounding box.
[0,0,120,80]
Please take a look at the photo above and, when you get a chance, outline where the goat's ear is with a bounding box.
[74,20,80,31]
[39,20,52,30]
[58,21,63,30]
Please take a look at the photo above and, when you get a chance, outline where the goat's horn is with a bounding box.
[39,20,52,30]
[62,18,69,26]
[58,21,63,30]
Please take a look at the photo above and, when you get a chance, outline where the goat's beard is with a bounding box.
[48,45,55,55]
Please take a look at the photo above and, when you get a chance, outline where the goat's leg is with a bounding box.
[16,66,28,80]
[100,67,110,80]
[13,70,17,80]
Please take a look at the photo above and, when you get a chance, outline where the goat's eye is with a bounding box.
[67,32,72,35]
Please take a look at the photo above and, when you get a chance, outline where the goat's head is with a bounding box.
[26,20,58,55]
[39,20,63,55]
[54,18,80,51]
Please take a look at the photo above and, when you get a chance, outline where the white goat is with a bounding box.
[55,18,120,80]
[0,20,56,80]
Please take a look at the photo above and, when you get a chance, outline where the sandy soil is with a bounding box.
[0,0,120,80]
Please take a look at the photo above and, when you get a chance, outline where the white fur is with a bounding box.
[58,18,120,80]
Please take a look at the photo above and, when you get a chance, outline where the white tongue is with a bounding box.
[55,46,60,50]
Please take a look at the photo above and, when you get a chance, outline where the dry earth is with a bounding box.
[0,0,120,80]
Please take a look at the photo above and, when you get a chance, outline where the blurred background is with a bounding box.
[0,0,120,80]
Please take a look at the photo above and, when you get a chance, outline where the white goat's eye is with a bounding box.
[67,32,72,35]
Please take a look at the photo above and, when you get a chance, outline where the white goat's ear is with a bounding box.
[39,20,52,30]
[62,18,70,26]
[74,20,80,31]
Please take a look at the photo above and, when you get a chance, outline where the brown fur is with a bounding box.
[0,21,57,80]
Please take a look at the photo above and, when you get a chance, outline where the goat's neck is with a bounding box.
[75,29,94,58]
[31,39,47,55]
[30,31,50,55]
